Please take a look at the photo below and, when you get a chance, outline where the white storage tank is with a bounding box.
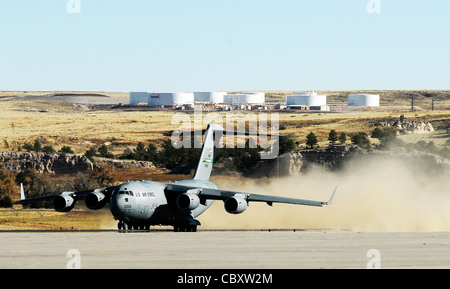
[130,92,149,105]
[223,92,265,104]
[148,92,194,106]
[348,94,380,106]
[194,91,227,103]
[286,92,327,107]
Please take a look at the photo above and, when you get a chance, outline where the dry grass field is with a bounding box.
[0,97,448,154]
[0,207,113,230]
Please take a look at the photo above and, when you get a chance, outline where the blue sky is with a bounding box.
[0,0,448,92]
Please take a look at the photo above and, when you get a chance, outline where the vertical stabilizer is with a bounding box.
[192,123,224,181]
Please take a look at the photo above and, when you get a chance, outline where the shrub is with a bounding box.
[351,133,371,149]
[42,145,56,153]
[59,146,74,154]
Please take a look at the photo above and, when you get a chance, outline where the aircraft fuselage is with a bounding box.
[110,180,216,231]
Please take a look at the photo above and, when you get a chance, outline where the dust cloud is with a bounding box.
[202,154,450,232]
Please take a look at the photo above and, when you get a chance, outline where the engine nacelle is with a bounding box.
[53,195,75,212]
[224,196,248,214]
[177,192,200,210]
[85,192,107,210]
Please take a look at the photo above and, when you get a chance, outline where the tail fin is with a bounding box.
[20,183,26,200]
[192,123,224,181]
[192,122,280,181]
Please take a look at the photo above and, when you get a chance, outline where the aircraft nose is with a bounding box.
[110,194,129,219]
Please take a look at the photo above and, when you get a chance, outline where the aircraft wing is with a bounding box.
[19,188,103,204]
[19,190,89,204]
[200,187,336,207]
[18,184,118,212]
[167,184,336,207]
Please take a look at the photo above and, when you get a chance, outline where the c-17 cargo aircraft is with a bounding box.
[19,123,336,232]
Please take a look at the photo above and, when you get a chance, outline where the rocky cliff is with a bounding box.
[0,152,160,174]
[376,120,434,134]
[0,152,93,174]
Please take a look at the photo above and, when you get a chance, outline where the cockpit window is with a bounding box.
[118,191,134,196]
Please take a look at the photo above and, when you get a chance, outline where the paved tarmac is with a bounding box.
[1,230,450,269]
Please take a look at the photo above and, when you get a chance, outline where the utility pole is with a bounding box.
[432,98,435,111]
[411,94,415,111]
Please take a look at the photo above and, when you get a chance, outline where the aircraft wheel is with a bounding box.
[117,221,124,231]
[174,225,186,232]
[173,225,197,232]
[187,225,197,232]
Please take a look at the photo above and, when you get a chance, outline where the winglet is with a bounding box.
[322,186,337,206]
[20,183,26,201]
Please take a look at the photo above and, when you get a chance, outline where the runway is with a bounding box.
[1,230,450,269]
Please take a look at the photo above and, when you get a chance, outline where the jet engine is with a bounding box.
[177,192,200,210]
[85,192,107,210]
[53,195,75,212]
[224,196,248,214]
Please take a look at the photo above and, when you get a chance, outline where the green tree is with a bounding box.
[145,143,158,162]
[133,142,147,160]
[278,135,296,155]
[339,132,347,144]
[371,127,385,139]
[371,127,399,148]
[306,132,318,149]
[0,165,14,208]
[328,130,338,145]
[84,147,98,162]
[23,142,33,152]
[98,145,114,158]
[33,139,42,152]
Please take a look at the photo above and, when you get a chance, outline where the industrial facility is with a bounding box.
[129,92,149,105]
[129,92,194,107]
[348,94,380,106]
[194,91,227,103]
[286,92,329,111]
[128,90,385,112]
[129,91,265,108]
[147,92,194,106]
[223,92,265,105]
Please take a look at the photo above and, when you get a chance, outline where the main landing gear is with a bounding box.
[117,221,150,232]
[116,219,200,232]
[173,219,200,232]
[173,225,197,232]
